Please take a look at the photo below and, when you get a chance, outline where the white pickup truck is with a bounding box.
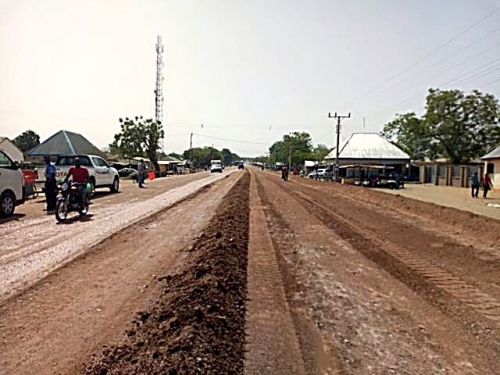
[38,155,120,193]
[0,150,25,217]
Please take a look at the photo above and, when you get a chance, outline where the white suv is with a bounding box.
[0,150,25,217]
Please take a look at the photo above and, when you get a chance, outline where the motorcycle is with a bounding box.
[55,181,89,222]
[281,170,289,181]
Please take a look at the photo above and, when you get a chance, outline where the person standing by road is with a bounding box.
[482,172,493,198]
[44,156,57,213]
[138,159,146,188]
[471,171,480,198]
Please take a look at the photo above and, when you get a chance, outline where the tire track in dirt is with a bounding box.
[258,174,500,370]
[253,174,345,375]
[244,171,308,375]
[257,171,495,374]
[292,188,500,326]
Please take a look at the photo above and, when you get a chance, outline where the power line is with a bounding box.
[341,6,500,109]
[367,71,500,126]
[193,133,269,145]
[366,59,500,122]
[362,54,500,118]
[351,28,500,109]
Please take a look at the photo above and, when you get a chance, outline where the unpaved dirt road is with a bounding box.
[1,167,500,375]
[250,170,500,375]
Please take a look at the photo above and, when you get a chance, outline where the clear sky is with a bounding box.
[1,0,500,156]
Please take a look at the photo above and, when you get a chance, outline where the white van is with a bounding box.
[0,150,25,217]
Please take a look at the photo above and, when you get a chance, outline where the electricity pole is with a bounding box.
[189,133,193,169]
[288,144,292,171]
[328,112,351,182]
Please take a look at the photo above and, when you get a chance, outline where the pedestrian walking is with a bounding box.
[138,159,146,188]
[44,156,57,213]
[471,172,480,198]
[482,172,493,198]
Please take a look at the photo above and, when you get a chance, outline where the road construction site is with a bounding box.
[1,168,500,375]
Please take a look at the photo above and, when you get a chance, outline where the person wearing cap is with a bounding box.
[44,156,57,212]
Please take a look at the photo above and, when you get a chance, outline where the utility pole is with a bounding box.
[155,36,165,156]
[288,144,292,171]
[328,112,351,182]
[189,133,193,169]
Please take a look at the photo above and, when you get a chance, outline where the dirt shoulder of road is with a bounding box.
[380,183,500,220]
[82,172,250,375]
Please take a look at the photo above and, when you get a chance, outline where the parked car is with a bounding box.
[307,169,333,180]
[366,174,404,189]
[210,163,223,173]
[0,150,25,217]
[118,167,136,178]
[38,155,120,193]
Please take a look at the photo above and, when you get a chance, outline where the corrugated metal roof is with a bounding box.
[27,130,103,157]
[482,145,500,160]
[0,137,7,143]
[325,133,410,160]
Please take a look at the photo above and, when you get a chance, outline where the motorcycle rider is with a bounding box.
[64,157,90,205]
[281,165,288,181]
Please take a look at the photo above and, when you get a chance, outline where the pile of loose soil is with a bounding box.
[82,173,250,375]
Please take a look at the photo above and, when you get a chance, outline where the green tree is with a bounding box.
[381,88,500,163]
[425,88,500,163]
[381,112,431,160]
[269,132,314,166]
[111,117,164,169]
[13,130,40,154]
[312,144,331,161]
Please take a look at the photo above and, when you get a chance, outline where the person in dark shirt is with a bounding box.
[471,172,480,198]
[44,156,57,213]
[64,157,90,204]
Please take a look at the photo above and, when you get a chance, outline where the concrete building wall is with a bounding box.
[484,159,500,190]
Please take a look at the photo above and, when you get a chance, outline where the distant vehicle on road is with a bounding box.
[238,163,244,170]
[211,163,223,173]
[0,150,25,217]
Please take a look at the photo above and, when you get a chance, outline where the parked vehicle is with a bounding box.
[366,174,404,189]
[307,169,333,180]
[37,155,120,193]
[0,150,25,217]
[55,181,89,222]
[210,163,223,173]
[118,167,136,178]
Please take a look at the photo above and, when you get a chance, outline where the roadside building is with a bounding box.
[481,145,500,190]
[27,130,104,157]
[0,137,24,162]
[324,133,410,179]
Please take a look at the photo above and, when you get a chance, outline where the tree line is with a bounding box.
[109,117,241,169]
